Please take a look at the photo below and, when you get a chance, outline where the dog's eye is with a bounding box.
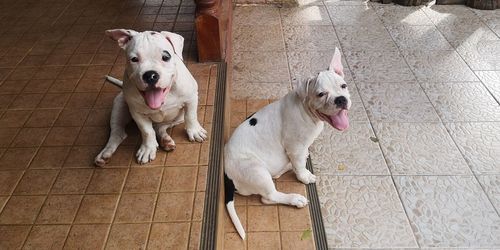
[130,57,139,63]
[317,92,326,97]
[162,51,171,62]
[341,84,347,89]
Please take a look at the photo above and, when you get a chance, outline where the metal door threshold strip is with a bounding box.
[199,62,328,249]
[200,62,227,250]
[306,156,329,250]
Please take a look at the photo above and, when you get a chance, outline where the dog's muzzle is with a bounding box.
[143,70,160,85]
[334,96,348,110]
[137,71,171,110]
[315,96,350,131]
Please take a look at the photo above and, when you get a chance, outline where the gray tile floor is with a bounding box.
[232,1,500,248]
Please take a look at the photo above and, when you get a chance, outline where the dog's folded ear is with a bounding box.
[292,76,311,99]
[329,47,344,78]
[160,31,184,61]
[105,29,138,49]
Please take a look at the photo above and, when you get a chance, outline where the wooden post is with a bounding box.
[195,0,222,62]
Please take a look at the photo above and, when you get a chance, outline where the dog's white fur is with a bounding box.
[224,48,351,239]
[95,29,206,166]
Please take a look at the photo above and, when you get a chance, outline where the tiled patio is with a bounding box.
[230,1,500,249]
[1,0,500,248]
[0,0,215,249]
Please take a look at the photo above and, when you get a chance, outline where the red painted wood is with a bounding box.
[195,0,231,62]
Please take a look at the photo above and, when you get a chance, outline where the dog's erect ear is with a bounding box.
[160,31,184,61]
[329,47,344,78]
[105,29,138,49]
[292,76,312,99]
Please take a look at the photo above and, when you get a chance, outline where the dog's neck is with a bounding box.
[304,100,324,125]
[292,93,323,127]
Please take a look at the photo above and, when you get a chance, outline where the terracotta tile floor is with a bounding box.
[230,1,500,249]
[0,0,216,249]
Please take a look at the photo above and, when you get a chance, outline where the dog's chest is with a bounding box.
[146,109,177,123]
[144,96,184,123]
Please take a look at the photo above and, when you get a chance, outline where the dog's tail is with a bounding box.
[104,75,123,88]
[225,173,245,239]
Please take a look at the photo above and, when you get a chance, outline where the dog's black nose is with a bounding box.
[334,96,348,109]
[142,70,160,85]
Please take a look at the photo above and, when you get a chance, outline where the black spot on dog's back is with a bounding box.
[249,118,257,126]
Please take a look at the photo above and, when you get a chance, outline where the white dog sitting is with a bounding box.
[224,48,351,239]
[95,29,207,166]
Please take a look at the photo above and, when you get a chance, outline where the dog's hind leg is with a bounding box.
[95,93,131,166]
[261,190,308,208]
[243,167,309,208]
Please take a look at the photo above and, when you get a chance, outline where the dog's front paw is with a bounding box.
[94,147,114,167]
[186,123,207,142]
[136,144,157,164]
[160,134,176,152]
[297,170,316,184]
[290,194,309,208]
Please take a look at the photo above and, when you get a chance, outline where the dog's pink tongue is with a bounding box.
[330,110,349,131]
[144,88,165,110]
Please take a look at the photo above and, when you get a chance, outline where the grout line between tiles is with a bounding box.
[278,6,294,90]
[244,202,249,250]
[143,166,166,249]
[49,0,77,26]
[168,3,183,33]
[60,167,96,249]
[277,204,283,249]
[186,141,205,248]
[475,174,500,217]
[472,70,500,106]
[0,189,209,196]
[99,167,130,248]
[372,10,450,249]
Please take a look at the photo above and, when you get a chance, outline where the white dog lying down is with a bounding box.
[224,48,351,239]
[94,29,207,166]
